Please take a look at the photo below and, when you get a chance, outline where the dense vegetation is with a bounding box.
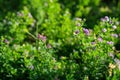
[0,0,120,80]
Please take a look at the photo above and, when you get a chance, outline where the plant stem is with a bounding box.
[36,23,39,52]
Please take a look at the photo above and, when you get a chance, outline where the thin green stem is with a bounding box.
[26,31,37,40]
[36,23,39,52]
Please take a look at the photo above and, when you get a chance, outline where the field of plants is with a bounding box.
[0,0,120,80]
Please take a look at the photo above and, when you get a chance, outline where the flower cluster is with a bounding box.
[83,28,90,35]
[38,34,47,42]
[101,16,109,22]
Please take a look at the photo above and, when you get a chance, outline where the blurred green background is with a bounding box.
[0,0,120,80]
[0,0,120,28]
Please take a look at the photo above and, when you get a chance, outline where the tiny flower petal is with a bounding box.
[38,34,47,42]
[98,37,103,42]
[102,28,107,32]
[83,28,90,35]
[107,41,114,45]
[38,34,43,39]
[104,16,109,21]
[4,39,9,44]
[74,30,80,35]
[47,44,52,48]
[101,18,106,22]
[111,34,118,38]
[91,42,95,45]
[42,36,46,42]
[76,23,81,26]
[109,20,112,24]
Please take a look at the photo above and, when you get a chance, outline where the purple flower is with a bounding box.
[74,30,80,35]
[109,20,112,24]
[91,42,95,45]
[107,41,114,45]
[38,34,43,39]
[104,16,109,21]
[83,28,90,35]
[101,16,109,22]
[41,36,46,42]
[4,39,9,44]
[111,34,118,38]
[98,37,103,42]
[102,28,107,32]
[101,18,106,22]
[76,23,81,26]
[47,44,52,48]
[38,34,46,42]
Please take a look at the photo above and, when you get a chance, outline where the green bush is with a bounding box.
[0,0,120,80]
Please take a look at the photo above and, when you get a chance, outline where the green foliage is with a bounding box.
[0,0,120,80]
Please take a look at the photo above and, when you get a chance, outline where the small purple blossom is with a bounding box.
[38,34,46,42]
[98,37,103,42]
[38,34,42,39]
[107,41,114,45]
[83,28,90,35]
[101,18,106,22]
[102,28,107,32]
[109,20,112,24]
[74,30,80,35]
[104,16,109,21]
[111,34,118,38]
[4,39,9,44]
[91,42,95,45]
[112,25,117,29]
[101,16,109,22]
[47,44,52,48]
[41,36,46,42]
[76,23,81,26]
